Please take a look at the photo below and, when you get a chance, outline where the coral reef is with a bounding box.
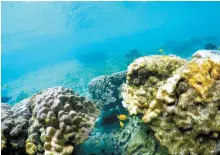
[26,86,99,155]
[1,103,14,133]
[78,70,169,155]
[122,50,220,155]
[1,98,32,154]
[122,55,186,122]
[76,116,169,155]
[193,49,220,62]
[182,58,220,98]
[88,71,128,132]
[88,71,126,109]
[1,86,99,155]
[1,130,7,150]
[118,116,169,155]
[3,50,220,155]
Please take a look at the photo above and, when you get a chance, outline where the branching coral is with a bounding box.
[26,87,99,155]
[122,50,220,155]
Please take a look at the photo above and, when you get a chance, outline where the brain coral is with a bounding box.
[26,87,99,155]
[122,50,220,155]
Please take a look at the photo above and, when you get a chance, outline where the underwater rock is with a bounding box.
[88,70,126,109]
[122,51,220,155]
[1,98,32,154]
[25,86,99,155]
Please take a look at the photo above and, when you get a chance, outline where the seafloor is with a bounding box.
[1,49,220,155]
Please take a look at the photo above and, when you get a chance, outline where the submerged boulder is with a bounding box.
[122,50,220,155]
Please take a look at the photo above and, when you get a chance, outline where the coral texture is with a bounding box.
[122,55,186,122]
[88,71,126,109]
[1,99,31,154]
[26,87,99,155]
[119,116,169,155]
[76,116,169,155]
[78,70,169,155]
[122,50,220,155]
[1,130,7,150]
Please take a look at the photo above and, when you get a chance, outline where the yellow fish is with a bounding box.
[119,121,124,128]
[117,114,127,121]
[159,48,164,53]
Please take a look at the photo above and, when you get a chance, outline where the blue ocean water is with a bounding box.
[1,1,220,104]
[2,2,220,155]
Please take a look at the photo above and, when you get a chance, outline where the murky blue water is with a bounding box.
[2,1,220,104]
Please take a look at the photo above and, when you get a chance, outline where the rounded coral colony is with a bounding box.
[26,87,99,155]
[122,50,220,155]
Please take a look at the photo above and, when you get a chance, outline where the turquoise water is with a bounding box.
[1,2,220,95]
[2,2,220,155]
[1,1,220,103]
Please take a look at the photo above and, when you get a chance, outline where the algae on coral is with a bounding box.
[122,50,220,155]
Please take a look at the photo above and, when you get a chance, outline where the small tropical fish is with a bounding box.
[119,121,124,128]
[117,114,127,121]
[159,48,164,54]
